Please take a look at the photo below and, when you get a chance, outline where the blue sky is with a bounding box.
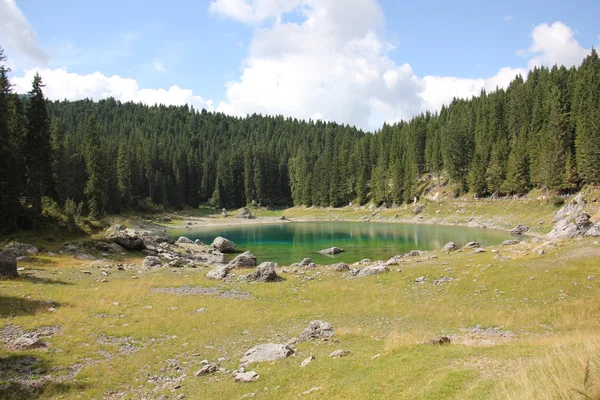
[2,0,599,130]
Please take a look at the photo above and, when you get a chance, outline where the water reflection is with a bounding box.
[170,222,509,265]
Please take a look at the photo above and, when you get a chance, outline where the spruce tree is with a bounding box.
[84,116,108,218]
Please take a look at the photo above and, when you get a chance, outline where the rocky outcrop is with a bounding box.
[3,242,39,259]
[318,247,344,255]
[329,262,349,272]
[0,251,18,279]
[236,207,254,219]
[356,263,389,277]
[384,255,403,266]
[547,193,600,239]
[105,224,146,250]
[228,251,257,268]
[442,242,457,252]
[462,241,480,249]
[206,265,231,281]
[511,224,529,235]
[239,262,281,282]
[299,320,334,342]
[233,371,259,383]
[502,240,520,246]
[211,237,237,253]
[142,256,162,268]
[240,343,294,365]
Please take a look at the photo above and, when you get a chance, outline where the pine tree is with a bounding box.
[23,73,53,216]
[84,116,108,218]
[116,143,133,209]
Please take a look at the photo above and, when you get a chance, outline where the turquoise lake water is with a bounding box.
[170,221,510,266]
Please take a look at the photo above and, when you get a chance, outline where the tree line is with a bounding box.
[1,46,599,230]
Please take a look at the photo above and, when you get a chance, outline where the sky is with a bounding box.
[1,0,599,131]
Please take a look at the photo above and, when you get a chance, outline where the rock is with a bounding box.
[222,208,228,218]
[318,247,344,256]
[546,193,600,239]
[211,237,237,253]
[329,349,349,358]
[240,343,294,364]
[442,242,457,252]
[176,236,194,244]
[12,336,47,350]
[584,223,600,237]
[384,255,403,266]
[433,276,454,285]
[413,204,424,215]
[428,336,451,345]
[105,224,146,250]
[407,250,424,257]
[239,262,281,283]
[462,241,480,249]
[142,256,162,268]
[415,276,427,284]
[299,320,334,342]
[329,262,349,272]
[299,387,322,396]
[163,215,172,222]
[0,251,18,279]
[206,265,231,280]
[300,356,315,367]
[553,193,585,222]
[3,242,39,258]
[511,224,529,235]
[194,239,204,245]
[236,207,254,219]
[233,371,259,383]
[299,258,313,267]
[502,240,520,246]
[229,251,257,268]
[473,248,486,253]
[356,263,389,277]
[195,363,218,376]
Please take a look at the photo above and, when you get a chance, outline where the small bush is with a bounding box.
[552,197,566,208]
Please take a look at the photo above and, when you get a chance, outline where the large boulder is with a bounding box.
[511,224,529,236]
[0,251,18,279]
[356,263,389,277]
[211,237,237,253]
[228,251,257,268]
[442,242,457,252]
[176,236,193,244]
[239,262,281,283]
[553,193,585,222]
[462,241,480,249]
[584,223,600,237]
[3,242,39,259]
[206,265,231,281]
[105,224,146,250]
[318,247,344,256]
[547,211,594,240]
[299,320,334,342]
[236,207,254,219]
[142,256,162,268]
[413,204,424,215]
[240,343,294,365]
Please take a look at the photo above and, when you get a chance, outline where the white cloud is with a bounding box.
[11,68,214,111]
[521,22,590,69]
[0,0,49,65]
[503,15,513,22]
[209,0,300,24]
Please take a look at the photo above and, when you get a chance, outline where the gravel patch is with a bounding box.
[151,285,254,300]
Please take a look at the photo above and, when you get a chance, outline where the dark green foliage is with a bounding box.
[83,116,108,218]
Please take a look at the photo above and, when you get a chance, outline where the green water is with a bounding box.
[170,221,510,266]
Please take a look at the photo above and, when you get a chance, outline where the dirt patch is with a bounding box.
[0,324,62,350]
[450,325,515,347]
[453,356,522,378]
[151,285,254,300]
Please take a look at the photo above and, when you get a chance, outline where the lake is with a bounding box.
[170,221,510,265]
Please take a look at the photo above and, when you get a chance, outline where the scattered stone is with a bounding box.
[406,250,424,257]
[473,248,486,253]
[142,256,162,268]
[176,236,194,244]
[12,336,47,350]
[300,356,315,367]
[442,242,457,252]
[299,320,335,342]
[502,240,520,246]
[318,247,344,256]
[329,349,349,358]
[222,209,228,218]
[299,258,313,267]
[239,262,282,283]
[384,255,403,266]
[415,276,427,284]
[240,343,294,365]
[299,387,322,396]
[233,371,259,383]
[194,239,204,246]
[0,251,18,279]
[329,262,349,272]
[413,204,424,215]
[511,224,529,236]
[356,263,389,277]
[205,265,232,281]
[428,336,451,345]
[229,251,257,268]
[211,237,237,253]
[195,363,218,376]
[236,207,254,219]
[588,276,596,281]
[433,276,454,285]
[463,242,480,249]
[196,308,208,313]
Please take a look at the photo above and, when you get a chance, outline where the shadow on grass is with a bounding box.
[0,354,85,399]
[17,274,73,286]
[0,296,61,318]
